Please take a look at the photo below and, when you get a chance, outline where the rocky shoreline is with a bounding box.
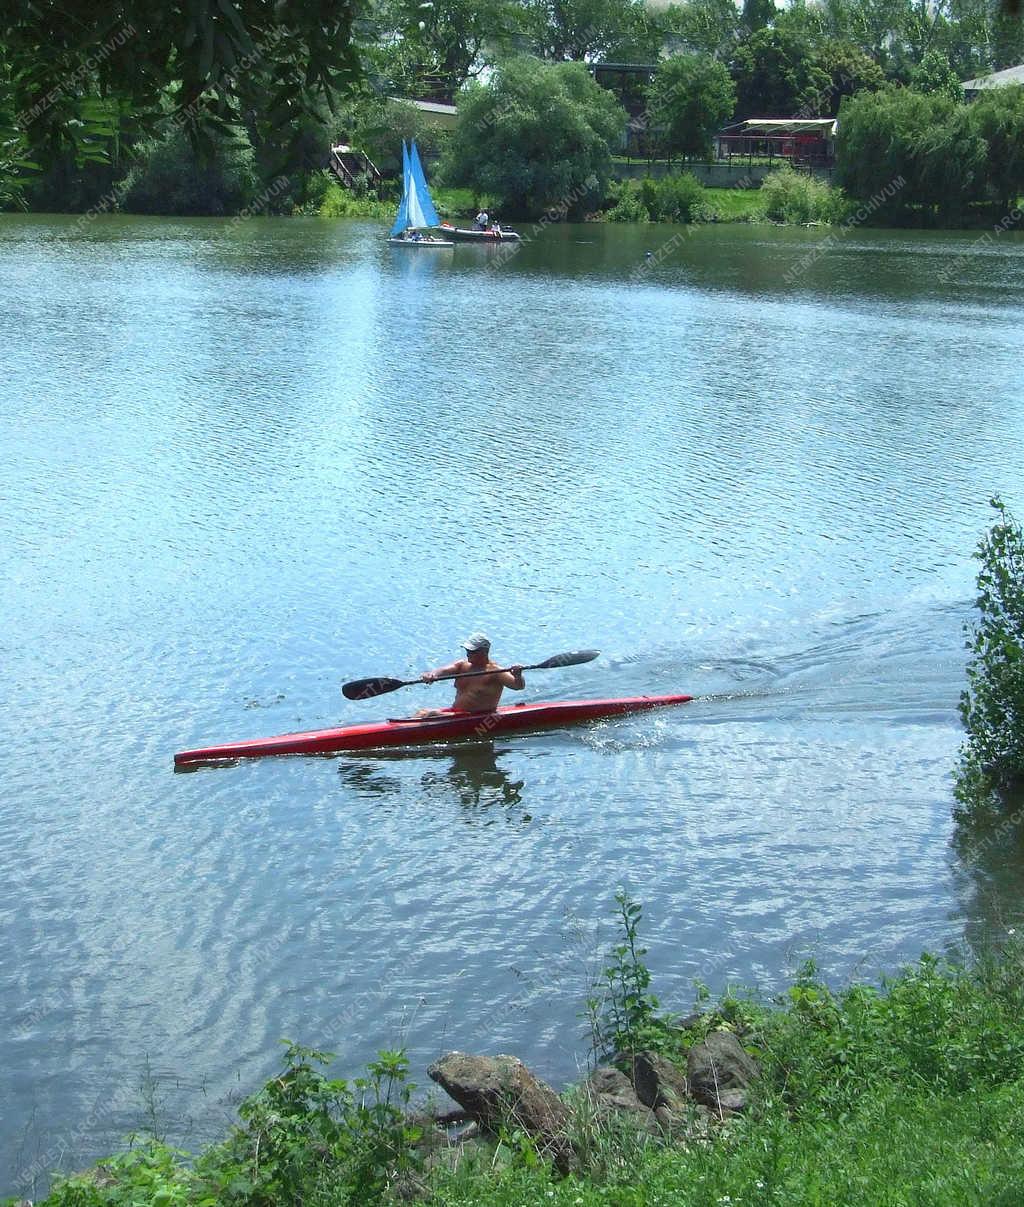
[412,1024,760,1180]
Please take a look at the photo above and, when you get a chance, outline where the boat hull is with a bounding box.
[440,226,522,242]
[174,694,693,765]
[387,237,454,247]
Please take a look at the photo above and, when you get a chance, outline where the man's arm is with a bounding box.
[421,659,467,683]
[499,665,526,691]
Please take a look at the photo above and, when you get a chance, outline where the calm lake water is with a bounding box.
[2,212,1022,1192]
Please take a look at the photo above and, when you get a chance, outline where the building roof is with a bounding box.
[962,63,1024,90]
[388,97,458,117]
[720,118,838,136]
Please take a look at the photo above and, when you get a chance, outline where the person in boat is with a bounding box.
[419,633,524,714]
[474,209,489,230]
[491,221,502,238]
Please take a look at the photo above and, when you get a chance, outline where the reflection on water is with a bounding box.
[338,742,528,818]
[951,787,1024,957]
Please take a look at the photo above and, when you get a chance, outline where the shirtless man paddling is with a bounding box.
[419,633,525,713]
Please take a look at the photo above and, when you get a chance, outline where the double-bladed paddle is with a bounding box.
[342,649,600,701]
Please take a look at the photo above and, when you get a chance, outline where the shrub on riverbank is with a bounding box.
[605,174,722,224]
[956,498,1024,819]
[605,171,847,226]
[759,166,849,225]
[19,897,1024,1207]
[317,178,393,220]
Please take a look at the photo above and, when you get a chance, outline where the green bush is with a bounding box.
[759,165,847,224]
[118,129,258,217]
[318,179,392,219]
[956,498,1024,816]
[605,174,713,224]
[645,172,706,222]
[40,1043,419,1206]
[604,179,649,222]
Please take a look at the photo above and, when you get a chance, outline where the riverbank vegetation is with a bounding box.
[13,890,1024,1207]
[2,0,1024,225]
[956,498,1024,821]
[604,168,844,226]
[837,85,1024,225]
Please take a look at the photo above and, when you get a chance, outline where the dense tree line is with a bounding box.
[0,0,1022,217]
[837,84,1024,221]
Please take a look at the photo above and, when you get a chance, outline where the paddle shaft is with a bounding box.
[430,661,530,684]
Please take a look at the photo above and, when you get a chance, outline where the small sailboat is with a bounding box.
[388,140,454,247]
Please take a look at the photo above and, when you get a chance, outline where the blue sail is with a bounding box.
[407,140,440,229]
[389,140,411,236]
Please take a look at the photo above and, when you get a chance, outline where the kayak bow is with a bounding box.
[173,694,693,765]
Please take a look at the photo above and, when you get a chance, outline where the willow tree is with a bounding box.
[443,57,624,217]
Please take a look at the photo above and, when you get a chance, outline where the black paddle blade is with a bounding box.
[534,649,600,670]
[342,676,408,700]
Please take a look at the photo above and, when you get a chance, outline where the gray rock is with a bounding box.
[628,1049,690,1111]
[687,1031,761,1113]
[582,1065,659,1131]
[427,1051,574,1170]
[654,1101,714,1138]
[586,1065,648,1112]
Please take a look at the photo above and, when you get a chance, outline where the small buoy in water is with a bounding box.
[644,250,653,259]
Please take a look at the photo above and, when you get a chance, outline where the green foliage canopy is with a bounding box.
[970,85,1024,210]
[660,0,741,59]
[363,0,519,102]
[806,39,886,114]
[909,49,964,101]
[731,26,830,117]
[519,0,653,61]
[647,53,736,158]
[835,86,989,220]
[443,57,624,217]
[0,0,361,169]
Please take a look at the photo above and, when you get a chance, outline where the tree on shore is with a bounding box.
[969,85,1024,213]
[957,499,1024,816]
[731,25,834,117]
[442,57,624,217]
[647,53,736,159]
[660,0,741,60]
[909,49,963,101]
[363,0,519,103]
[835,87,987,221]
[805,39,886,114]
[519,0,653,61]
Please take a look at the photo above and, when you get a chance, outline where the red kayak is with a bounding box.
[173,694,693,765]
